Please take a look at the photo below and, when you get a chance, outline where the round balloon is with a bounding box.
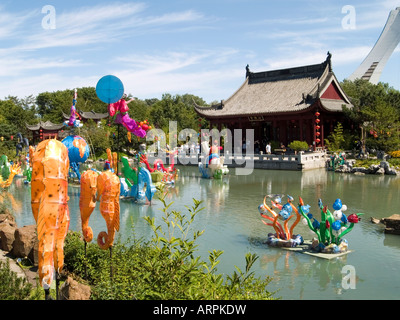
[61,135,90,164]
[96,75,124,104]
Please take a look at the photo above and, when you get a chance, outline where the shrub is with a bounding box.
[0,260,34,300]
[288,140,308,152]
[63,197,277,300]
[390,150,400,158]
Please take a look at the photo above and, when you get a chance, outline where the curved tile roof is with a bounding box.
[195,54,353,119]
[26,121,65,131]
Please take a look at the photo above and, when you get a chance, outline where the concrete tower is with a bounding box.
[348,7,400,84]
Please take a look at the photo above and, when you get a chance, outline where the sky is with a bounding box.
[1,0,400,103]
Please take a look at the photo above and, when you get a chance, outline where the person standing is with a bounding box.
[266,142,271,154]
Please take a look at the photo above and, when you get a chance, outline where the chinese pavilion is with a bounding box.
[194,53,353,151]
[26,111,109,144]
[62,110,109,124]
[26,121,66,144]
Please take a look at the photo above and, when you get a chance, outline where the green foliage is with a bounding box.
[63,196,277,300]
[288,140,308,152]
[325,123,345,152]
[341,79,400,152]
[149,93,207,133]
[0,260,36,300]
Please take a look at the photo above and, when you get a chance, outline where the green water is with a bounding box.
[6,166,400,300]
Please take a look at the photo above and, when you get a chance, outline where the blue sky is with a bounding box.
[1,0,400,103]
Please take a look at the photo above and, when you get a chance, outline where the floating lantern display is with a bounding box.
[299,198,364,254]
[258,194,304,248]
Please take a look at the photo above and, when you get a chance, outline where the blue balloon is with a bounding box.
[96,75,124,104]
[332,198,342,210]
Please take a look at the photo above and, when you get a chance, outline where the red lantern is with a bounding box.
[316,132,321,136]
[315,119,320,124]
[315,112,320,117]
[316,125,320,130]
[10,135,13,140]
[315,138,321,143]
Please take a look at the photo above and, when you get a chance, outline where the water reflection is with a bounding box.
[6,166,400,300]
[249,236,364,299]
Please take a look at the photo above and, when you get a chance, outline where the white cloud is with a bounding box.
[112,49,244,101]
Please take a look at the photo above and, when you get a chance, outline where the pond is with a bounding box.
[5,165,400,300]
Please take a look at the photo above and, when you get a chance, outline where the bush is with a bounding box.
[63,197,277,300]
[390,150,400,158]
[288,140,308,152]
[0,260,34,300]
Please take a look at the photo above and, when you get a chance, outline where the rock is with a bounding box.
[384,228,400,235]
[353,171,365,176]
[380,161,391,174]
[0,211,16,227]
[369,164,380,174]
[12,225,38,264]
[381,214,400,235]
[59,276,91,300]
[352,167,368,174]
[382,214,400,228]
[0,223,17,251]
[371,217,382,224]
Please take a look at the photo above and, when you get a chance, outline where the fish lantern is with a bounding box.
[30,139,70,298]
[278,202,293,220]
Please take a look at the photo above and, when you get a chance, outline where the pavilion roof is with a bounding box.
[26,121,65,131]
[62,110,109,120]
[194,53,353,119]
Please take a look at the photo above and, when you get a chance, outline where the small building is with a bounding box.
[194,53,353,151]
[62,110,109,124]
[26,121,66,144]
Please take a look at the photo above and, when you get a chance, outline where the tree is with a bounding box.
[325,123,345,152]
[341,79,400,153]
